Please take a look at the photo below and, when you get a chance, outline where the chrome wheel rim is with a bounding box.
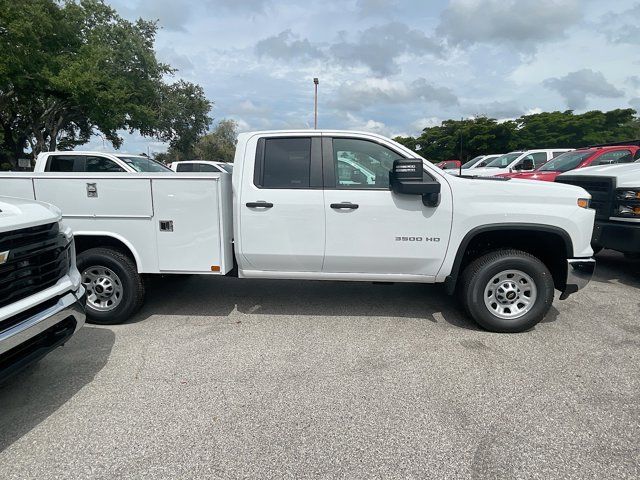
[483,269,537,320]
[82,266,123,312]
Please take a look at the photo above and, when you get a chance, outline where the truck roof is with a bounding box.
[38,151,145,157]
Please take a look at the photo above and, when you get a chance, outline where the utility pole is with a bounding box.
[313,77,319,129]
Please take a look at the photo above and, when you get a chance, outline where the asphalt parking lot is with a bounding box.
[0,251,638,479]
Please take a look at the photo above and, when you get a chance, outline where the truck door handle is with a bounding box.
[246,201,273,208]
[330,202,359,210]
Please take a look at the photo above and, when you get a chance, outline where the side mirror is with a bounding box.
[389,159,441,207]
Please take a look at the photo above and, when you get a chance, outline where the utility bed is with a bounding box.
[0,172,233,275]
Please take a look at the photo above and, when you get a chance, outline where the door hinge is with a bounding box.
[159,220,174,232]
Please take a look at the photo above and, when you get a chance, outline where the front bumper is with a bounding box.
[0,287,86,382]
[560,258,596,300]
[592,219,640,254]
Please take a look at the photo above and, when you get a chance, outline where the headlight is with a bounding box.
[616,189,640,201]
[614,188,640,217]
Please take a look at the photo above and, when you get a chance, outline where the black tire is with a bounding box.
[77,247,145,325]
[460,249,555,333]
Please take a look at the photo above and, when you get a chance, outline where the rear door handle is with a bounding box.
[246,201,273,208]
[330,202,359,210]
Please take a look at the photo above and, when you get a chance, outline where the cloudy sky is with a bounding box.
[92,0,640,155]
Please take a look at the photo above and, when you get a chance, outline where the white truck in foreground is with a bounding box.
[557,162,640,256]
[0,130,596,332]
[0,196,85,382]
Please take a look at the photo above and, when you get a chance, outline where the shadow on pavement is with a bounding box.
[135,275,562,332]
[0,326,115,452]
[591,250,640,288]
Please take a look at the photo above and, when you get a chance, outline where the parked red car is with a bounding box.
[436,160,462,170]
[497,145,640,181]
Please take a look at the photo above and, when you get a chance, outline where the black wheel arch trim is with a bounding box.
[444,223,574,295]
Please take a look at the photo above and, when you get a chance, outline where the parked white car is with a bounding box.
[35,151,173,173]
[447,154,502,175]
[0,130,595,332]
[169,160,233,174]
[0,196,85,381]
[462,149,573,177]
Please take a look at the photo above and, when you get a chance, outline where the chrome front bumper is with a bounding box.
[0,288,85,381]
[560,258,596,300]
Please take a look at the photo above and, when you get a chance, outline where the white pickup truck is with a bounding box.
[557,162,640,256]
[0,130,596,332]
[0,196,85,382]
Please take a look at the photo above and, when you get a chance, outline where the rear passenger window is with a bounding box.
[85,156,125,172]
[176,163,195,172]
[47,155,76,172]
[198,164,219,172]
[261,138,311,189]
[593,150,633,165]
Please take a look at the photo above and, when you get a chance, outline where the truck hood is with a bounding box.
[462,167,508,177]
[0,196,61,233]
[557,162,640,188]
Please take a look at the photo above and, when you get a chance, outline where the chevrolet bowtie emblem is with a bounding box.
[0,251,9,265]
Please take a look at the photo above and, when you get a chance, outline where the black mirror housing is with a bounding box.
[389,159,441,207]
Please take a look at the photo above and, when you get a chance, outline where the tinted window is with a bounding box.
[85,156,125,172]
[539,151,593,172]
[198,164,219,172]
[47,155,76,172]
[262,138,311,188]
[333,138,403,189]
[552,151,567,158]
[530,152,548,167]
[592,150,633,166]
[176,163,195,172]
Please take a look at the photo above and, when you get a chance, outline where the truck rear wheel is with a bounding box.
[460,249,554,333]
[77,247,145,325]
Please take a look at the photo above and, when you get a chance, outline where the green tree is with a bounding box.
[193,119,238,162]
[0,0,211,164]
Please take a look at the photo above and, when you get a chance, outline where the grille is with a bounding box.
[0,222,71,309]
[556,176,615,219]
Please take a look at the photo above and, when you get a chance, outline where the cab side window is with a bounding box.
[46,155,77,172]
[332,138,403,189]
[530,152,549,167]
[176,163,195,172]
[84,156,125,172]
[593,150,633,165]
[198,164,219,172]
[257,138,312,189]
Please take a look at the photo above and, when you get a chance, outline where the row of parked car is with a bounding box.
[437,143,640,181]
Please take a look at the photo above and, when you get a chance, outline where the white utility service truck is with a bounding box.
[0,196,85,381]
[0,130,596,332]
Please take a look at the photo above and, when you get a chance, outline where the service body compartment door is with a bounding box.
[0,177,36,200]
[152,177,228,273]
[33,176,153,217]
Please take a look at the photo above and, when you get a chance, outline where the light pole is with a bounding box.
[313,77,319,129]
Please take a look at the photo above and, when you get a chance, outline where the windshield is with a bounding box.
[538,151,592,172]
[461,155,484,169]
[485,152,521,168]
[117,155,172,172]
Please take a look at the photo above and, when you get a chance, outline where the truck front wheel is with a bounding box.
[77,248,145,325]
[460,249,554,333]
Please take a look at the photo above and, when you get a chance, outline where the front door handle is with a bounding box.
[330,202,359,210]
[246,201,273,208]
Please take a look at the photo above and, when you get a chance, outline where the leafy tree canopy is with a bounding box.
[0,0,212,163]
[395,109,640,162]
[155,119,238,163]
